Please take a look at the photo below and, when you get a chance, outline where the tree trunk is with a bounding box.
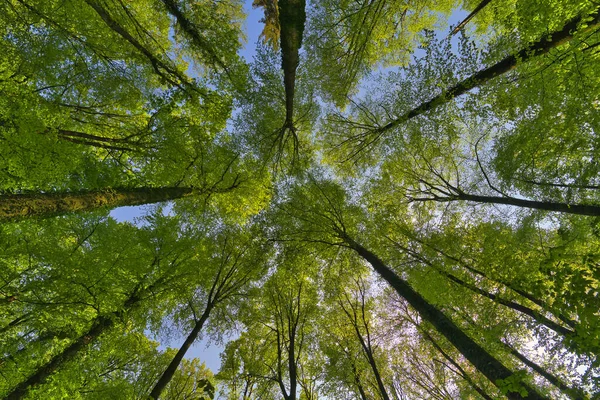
[450,0,493,35]
[0,187,197,222]
[456,192,600,217]
[159,0,226,73]
[350,323,389,400]
[364,345,390,400]
[148,303,213,399]
[342,234,547,400]
[278,0,306,126]
[83,0,194,91]
[397,241,574,336]
[375,9,600,136]
[288,329,297,400]
[508,345,588,400]
[4,287,145,400]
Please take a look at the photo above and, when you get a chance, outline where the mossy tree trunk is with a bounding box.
[0,187,197,222]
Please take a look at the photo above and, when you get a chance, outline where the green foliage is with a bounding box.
[2,1,600,399]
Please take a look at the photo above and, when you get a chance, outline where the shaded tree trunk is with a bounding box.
[0,187,198,222]
[342,234,547,400]
[278,0,306,126]
[148,303,213,399]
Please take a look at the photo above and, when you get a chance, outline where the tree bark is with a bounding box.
[342,234,548,400]
[148,304,213,399]
[0,187,198,222]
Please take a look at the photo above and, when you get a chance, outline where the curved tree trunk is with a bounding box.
[149,304,213,399]
[342,234,547,400]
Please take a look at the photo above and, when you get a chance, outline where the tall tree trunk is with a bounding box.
[363,343,390,400]
[450,0,493,35]
[508,345,589,400]
[370,8,600,139]
[159,0,227,73]
[0,187,197,222]
[288,328,297,400]
[348,319,390,400]
[454,192,600,217]
[83,0,194,91]
[148,303,213,399]
[4,286,146,400]
[278,0,306,127]
[342,234,547,400]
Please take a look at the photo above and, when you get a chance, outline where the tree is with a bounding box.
[149,224,269,399]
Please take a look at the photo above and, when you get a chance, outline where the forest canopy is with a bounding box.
[1,0,600,399]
